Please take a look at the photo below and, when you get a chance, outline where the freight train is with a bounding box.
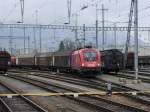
[11,48,150,74]
[12,48,126,74]
[0,51,11,73]
[101,49,124,73]
[13,48,101,77]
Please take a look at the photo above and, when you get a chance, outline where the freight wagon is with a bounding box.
[16,53,36,69]
[35,52,53,70]
[0,51,10,73]
[101,49,124,73]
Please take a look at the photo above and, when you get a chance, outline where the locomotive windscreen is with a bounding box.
[83,52,97,61]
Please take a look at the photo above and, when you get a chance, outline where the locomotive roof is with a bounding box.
[101,49,122,53]
[100,49,123,55]
[100,49,122,52]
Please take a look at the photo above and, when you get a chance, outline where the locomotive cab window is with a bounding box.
[83,52,97,61]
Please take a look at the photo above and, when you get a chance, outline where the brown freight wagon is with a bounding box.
[16,53,36,68]
[52,51,72,69]
[35,52,53,69]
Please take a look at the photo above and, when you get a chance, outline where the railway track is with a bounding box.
[5,71,150,112]
[8,69,136,92]
[140,67,150,71]
[34,73,150,104]
[0,81,47,112]
[111,71,150,83]
[123,70,150,77]
[8,69,150,104]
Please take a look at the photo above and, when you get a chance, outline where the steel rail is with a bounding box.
[0,81,48,112]
[8,69,150,105]
[7,74,149,112]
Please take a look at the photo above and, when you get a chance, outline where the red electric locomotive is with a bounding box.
[71,48,101,75]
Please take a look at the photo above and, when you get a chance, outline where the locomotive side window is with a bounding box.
[84,52,97,61]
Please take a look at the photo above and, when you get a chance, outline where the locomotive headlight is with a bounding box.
[82,63,85,67]
[117,63,119,66]
[8,61,11,65]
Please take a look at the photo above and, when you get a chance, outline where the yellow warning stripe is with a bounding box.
[0,91,149,97]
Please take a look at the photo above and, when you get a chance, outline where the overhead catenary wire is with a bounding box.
[108,0,150,22]
[3,2,20,23]
[31,0,52,24]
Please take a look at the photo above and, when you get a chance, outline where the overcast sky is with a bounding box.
[0,0,150,26]
[0,0,150,52]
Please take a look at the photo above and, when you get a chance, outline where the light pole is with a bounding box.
[28,36,30,54]
[20,0,24,23]
[23,26,26,54]
[71,13,79,42]
[100,4,108,50]
[114,23,117,49]
[35,10,38,25]
[83,24,86,47]
[17,21,26,54]
[39,26,42,53]
[96,4,99,49]
[33,27,37,51]
[134,0,138,80]
[9,27,13,54]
